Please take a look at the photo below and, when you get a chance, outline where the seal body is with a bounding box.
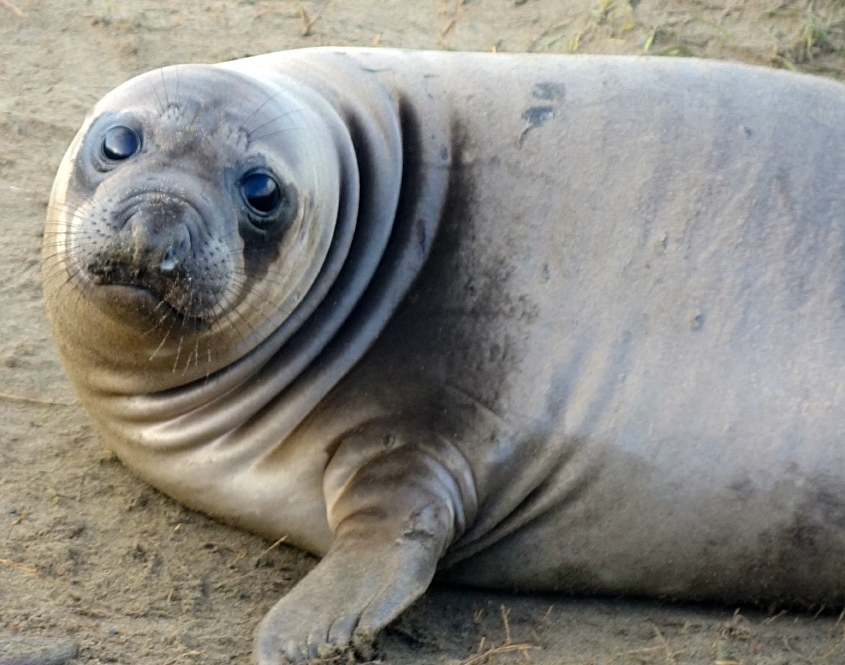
[44,48,845,663]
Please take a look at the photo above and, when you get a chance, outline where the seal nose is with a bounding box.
[126,200,192,274]
[158,238,186,274]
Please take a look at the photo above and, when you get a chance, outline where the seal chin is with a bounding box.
[91,284,212,332]
[94,283,165,313]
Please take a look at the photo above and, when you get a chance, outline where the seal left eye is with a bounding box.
[102,126,141,161]
[240,172,282,216]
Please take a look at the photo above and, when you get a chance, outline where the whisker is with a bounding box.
[160,67,171,109]
[242,88,286,133]
[248,124,308,145]
[149,73,166,117]
[147,319,174,362]
[247,108,305,137]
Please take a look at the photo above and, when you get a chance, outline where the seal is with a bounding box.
[43,48,845,664]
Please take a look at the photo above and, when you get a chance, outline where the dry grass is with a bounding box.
[520,0,845,79]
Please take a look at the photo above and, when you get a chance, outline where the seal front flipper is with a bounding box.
[253,507,442,664]
[255,423,477,664]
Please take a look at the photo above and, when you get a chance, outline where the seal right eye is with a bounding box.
[102,126,141,161]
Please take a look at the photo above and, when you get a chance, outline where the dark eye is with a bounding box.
[240,171,282,216]
[102,126,141,161]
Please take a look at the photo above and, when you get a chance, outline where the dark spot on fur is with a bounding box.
[728,477,754,501]
[689,311,705,331]
[521,106,555,127]
[531,82,566,101]
[519,106,555,147]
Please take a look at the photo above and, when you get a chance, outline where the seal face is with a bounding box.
[44,48,845,664]
[84,122,298,324]
[49,66,333,366]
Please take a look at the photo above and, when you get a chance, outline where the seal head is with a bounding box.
[44,65,350,389]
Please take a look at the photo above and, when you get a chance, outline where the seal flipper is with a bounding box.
[254,425,477,664]
[254,502,445,664]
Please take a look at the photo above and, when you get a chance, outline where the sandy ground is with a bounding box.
[3,1,845,664]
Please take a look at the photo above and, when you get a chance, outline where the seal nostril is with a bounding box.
[159,248,179,274]
[157,228,191,274]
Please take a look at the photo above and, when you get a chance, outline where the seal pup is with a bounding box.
[43,48,845,664]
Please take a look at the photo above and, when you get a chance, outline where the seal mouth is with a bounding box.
[97,283,162,307]
[94,283,213,332]
[87,252,194,314]
[89,264,223,327]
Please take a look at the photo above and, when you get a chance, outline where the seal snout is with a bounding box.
[127,204,193,275]
[87,194,197,295]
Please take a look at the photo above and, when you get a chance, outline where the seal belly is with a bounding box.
[354,53,845,602]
